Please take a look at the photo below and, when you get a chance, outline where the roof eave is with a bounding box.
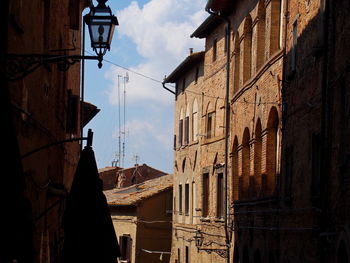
[164,52,205,83]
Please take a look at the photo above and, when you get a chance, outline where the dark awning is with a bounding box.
[62,145,120,263]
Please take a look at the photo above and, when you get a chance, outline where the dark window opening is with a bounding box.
[119,234,132,262]
[179,184,183,214]
[213,38,217,61]
[202,173,209,217]
[207,112,214,139]
[185,183,190,215]
[195,67,199,84]
[185,246,190,263]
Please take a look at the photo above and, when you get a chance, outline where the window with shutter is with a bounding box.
[179,119,183,146]
[184,116,189,145]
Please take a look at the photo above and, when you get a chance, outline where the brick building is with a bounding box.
[166,0,350,262]
[1,0,104,262]
[99,164,167,190]
[99,166,122,190]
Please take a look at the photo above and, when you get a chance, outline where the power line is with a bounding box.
[85,50,280,105]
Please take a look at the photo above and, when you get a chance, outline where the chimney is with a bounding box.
[189,48,193,55]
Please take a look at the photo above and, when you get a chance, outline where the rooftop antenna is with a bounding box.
[122,72,129,168]
[132,154,140,166]
[117,75,122,168]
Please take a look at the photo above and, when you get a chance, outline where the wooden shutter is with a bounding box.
[179,119,183,146]
[185,116,189,145]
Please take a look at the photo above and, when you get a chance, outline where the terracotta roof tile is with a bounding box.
[104,174,173,206]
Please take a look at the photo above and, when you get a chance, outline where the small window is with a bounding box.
[213,38,217,61]
[179,184,183,214]
[207,112,214,139]
[195,67,199,84]
[185,183,190,215]
[179,119,183,146]
[184,116,189,145]
[202,173,209,217]
[119,234,132,262]
[185,246,190,263]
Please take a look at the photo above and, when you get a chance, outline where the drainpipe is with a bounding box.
[162,81,176,95]
[206,7,231,263]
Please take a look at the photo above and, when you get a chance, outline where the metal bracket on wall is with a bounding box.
[5,53,102,81]
[21,129,94,159]
[198,248,228,258]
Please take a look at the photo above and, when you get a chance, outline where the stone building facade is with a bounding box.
[167,0,350,262]
[1,0,97,262]
[105,174,173,263]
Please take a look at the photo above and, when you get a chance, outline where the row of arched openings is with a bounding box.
[233,0,281,94]
[232,107,279,200]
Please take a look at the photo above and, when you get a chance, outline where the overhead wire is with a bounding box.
[85,50,280,105]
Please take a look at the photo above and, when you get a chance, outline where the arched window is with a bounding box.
[192,99,198,141]
[233,32,241,94]
[254,119,262,197]
[232,136,239,201]
[242,128,250,199]
[185,105,190,145]
[179,108,184,146]
[242,15,252,83]
[266,107,279,195]
[256,0,266,70]
[268,0,281,56]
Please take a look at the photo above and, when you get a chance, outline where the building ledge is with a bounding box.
[231,49,284,105]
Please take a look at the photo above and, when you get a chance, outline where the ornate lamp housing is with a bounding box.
[194,230,204,249]
[85,0,118,59]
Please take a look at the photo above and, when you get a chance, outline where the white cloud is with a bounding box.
[105,0,208,105]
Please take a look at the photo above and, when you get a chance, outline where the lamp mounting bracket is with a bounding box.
[6,53,102,81]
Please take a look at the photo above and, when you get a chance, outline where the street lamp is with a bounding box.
[194,230,228,258]
[194,230,204,250]
[85,0,118,68]
[5,0,119,80]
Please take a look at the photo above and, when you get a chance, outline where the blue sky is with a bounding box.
[83,0,208,173]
